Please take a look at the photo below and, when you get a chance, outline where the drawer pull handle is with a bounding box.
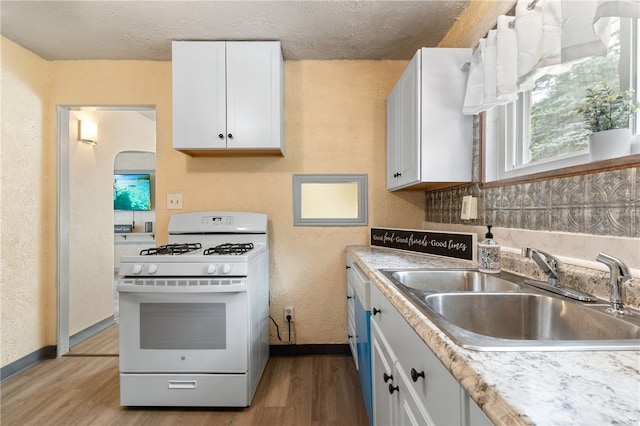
[383,373,393,383]
[372,308,381,316]
[168,380,197,389]
[388,383,399,394]
[411,368,425,382]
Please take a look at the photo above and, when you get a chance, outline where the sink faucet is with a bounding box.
[596,252,631,314]
[522,247,561,286]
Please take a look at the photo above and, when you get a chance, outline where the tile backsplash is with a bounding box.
[425,168,639,238]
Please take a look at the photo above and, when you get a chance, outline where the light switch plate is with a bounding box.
[461,195,477,220]
[167,193,183,210]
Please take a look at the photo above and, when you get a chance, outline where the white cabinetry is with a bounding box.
[172,41,284,155]
[371,283,461,425]
[346,255,358,368]
[370,283,491,426]
[387,48,472,191]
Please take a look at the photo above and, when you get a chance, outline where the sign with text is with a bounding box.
[370,228,475,261]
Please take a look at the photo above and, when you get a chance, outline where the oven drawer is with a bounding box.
[120,373,251,407]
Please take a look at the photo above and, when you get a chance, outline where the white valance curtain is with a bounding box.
[462,0,640,115]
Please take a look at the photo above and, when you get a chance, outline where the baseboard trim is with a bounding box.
[1,316,116,382]
[269,344,350,357]
[69,316,116,348]
[0,345,56,381]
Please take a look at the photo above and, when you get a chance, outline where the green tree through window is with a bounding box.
[528,26,621,162]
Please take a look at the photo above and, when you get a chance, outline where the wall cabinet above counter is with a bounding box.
[172,41,284,156]
[387,48,472,191]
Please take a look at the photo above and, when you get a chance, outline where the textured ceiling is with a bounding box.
[0,1,470,61]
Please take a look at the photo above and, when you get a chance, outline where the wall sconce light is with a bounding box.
[79,120,98,145]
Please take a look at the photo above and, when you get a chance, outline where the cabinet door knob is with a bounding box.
[346,265,351,270]
[347,295,352,300]
[383,372,393,383]
[410,368,425,382]
[218,133,224,139]
[348,334,353,339]
[388,383,399,394]
[228,133,233,139]
[397,172,402,177]
[372,307,381,316]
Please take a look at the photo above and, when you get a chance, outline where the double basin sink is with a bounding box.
[379,269,640,351]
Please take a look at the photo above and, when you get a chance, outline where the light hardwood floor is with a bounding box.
[1,325,369,426]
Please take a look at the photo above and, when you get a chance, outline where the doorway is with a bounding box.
[113,151,156,318]
[56,106,156,356]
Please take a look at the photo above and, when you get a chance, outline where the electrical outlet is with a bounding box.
[284,306,294,322]
[460,195,477,220]
[167,194,183,210]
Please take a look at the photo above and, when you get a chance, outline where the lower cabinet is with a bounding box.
[346,254,373,424]
[346,262,358,369]
[370,282,492,426]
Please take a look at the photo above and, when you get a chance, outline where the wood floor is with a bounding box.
[1,325,369,426]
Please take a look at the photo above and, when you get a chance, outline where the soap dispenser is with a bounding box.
[478,225,500,273]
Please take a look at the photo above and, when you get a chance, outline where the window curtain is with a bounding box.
[462,0,640,115]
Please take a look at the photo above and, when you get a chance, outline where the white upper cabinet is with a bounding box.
[387,48,472,191]
[172,41,284,155]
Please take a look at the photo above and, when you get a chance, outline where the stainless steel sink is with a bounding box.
[380,269,522,293]
[378,268,640,351]
[424,293,640,350]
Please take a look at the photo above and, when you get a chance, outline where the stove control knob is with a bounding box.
[133,264,143,274]
[148,264,158,274]
[221,264,232,274]
[207,264,217,274]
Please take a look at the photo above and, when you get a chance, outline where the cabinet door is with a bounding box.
[395,51,421,188]
[371,320,397,426]
[419,48,472,183]
[396,366,433,426]
[371,283,464,426]
[386,84,400,189]
[226,42,283,151]
[398,327,463,426]
[172,41,226,150]
[347,277,358,368]
[387,50,421,190]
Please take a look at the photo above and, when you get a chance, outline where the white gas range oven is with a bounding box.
[116,211,269,407]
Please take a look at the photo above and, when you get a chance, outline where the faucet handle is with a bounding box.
[596,252,631,279]
[596,252,631,314]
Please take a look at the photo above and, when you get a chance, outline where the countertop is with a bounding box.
[346,245,640,426]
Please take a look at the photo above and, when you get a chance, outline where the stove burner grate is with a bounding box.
[204,243,254,255]
[140,243,202,256]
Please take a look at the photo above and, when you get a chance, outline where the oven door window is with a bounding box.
[140,303,226,350]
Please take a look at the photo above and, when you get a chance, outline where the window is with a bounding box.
[485,18,639,182]
[292,174,368,226]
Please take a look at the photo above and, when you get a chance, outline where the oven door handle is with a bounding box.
[168,380,197,389]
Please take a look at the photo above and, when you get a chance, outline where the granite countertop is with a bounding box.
[346,245,640,426]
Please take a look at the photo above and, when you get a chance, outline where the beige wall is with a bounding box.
[1,37,426,365]
[1,37,54,366]
[157,60,425,344]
